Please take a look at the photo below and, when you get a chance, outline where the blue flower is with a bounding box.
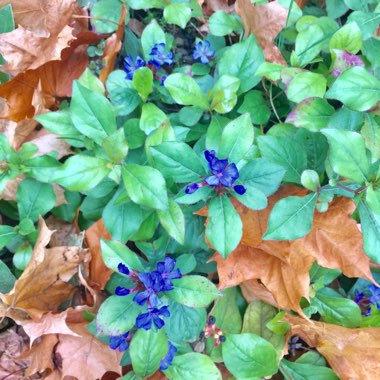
[369,284,380,309]
[136,306,170,330]
[192,40,215,64]
[160,342,177,370]
[155,257,182,291]
[149,43,174,69]
[114,263,136,296]
[159,75,168,86]
[185,150,246,195]
[123,55,146,80]
[133,272,163,307]
[354,289,365,303]
[109,332,129,351]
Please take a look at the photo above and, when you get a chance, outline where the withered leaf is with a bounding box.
[235,0,288,65]
[0,218,90,320]
[284,314,380,379]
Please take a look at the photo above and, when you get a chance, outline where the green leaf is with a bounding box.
[166,275,221,307]
[96,294,141,336]
[164,3,192,29]
[301,170,320,192]
[358,200,380,264]
[222,333,278,378]
[133,67,153,101]
[13,243,33,270]
[17,179,55,222]
[234,183,268,211]
[71,81,116,144]
[210,75,240,114]
[157,199,185,244]
[361,114,380,161]
[206,287,242,362]
[0,225,17,249]
[0,4,14,33]
[325,67,380,112]
[257,136,307,184]
[130,329,168,377]
[238,90,271,125]
[165,74,209,110]
[281,358,339,380]
[0,259,16,293]
[102,128,129,163]
[294,24,324,66]
[209,10,242,36]
[242,301,286,358]
[218,113,254,165]
[313,291,362,327]
[51,155,112,192]
[366,186,380,216]
[255,62,284,81]
[128,0,166,9]
[239,158,286,196]
[141,20,166,59]
[347,10,379,40]
[78,68,105,94]
[150,141,206,182]
[287,72,327,103]
[264,193,318,240]
[123,119,146,149]
[164,300,207,344]
[100,239,145,272]
[140,103,168,134]
[218,35,264,94]
[122,164,168,211]
[329,21,362,53]
[286,98,335,132]
[164,353,221,380]
[205,196,243,258]
[91,0,122,33]
[321,128,369,183]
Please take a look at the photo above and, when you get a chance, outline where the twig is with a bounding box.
[269,83,281,123]
[190,22,205,38]
[336,183,367,195]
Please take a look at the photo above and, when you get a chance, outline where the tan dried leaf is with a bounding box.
[284,314,380,379]
[235,0,288,65]
[0,218,90,319]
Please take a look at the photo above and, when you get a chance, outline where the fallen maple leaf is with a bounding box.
[240,279,278,307]
[283,314,380,379]
[0,218,90,320]
[235,0,288,65]
[85,219,114,291]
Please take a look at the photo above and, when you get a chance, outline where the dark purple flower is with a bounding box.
[136,306,170,330]
[109,332,129,351]
[160,342,177,370]
[192,40,215,64]
[369,284,380,309]
[185,150,246,195]
[155,257,182,291]
[332,50,365,78]
[148,43,174,69]
[133,272,163,307]
[118,263,130,275]
[159,75,167,86]
[115,286,131,296]
[123,55,146,80]
[354,290,365,304]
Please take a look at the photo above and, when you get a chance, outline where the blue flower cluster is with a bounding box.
[354,284,380,316]
[186,150,246,195]
[192,40,215,64]
[115,257,182,330]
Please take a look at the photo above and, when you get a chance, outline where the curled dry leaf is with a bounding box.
[283,314,380,379]
[99,5,127,84]
[235,0,288,65]
[0,218,90,320]
[240,279,278,307]
[85,219,113,291]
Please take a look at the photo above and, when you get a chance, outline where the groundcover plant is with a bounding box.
[0,0,380,378]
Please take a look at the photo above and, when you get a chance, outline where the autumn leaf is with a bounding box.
[283,314,380,379]
[0,218,90,320]
[99,5,127,84]
[240,279,278,307]
[85,219,113,291]
[235,0,288,65]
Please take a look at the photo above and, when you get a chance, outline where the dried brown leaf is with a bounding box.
[0,218,90,319]
[85,219,113,291]
[283,314,380,379]
[235,0,288,65]
[240,279,278,307]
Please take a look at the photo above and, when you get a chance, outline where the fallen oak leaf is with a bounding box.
[283,314,380,379]
[0,218,90,320]
[235,0,288,65]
